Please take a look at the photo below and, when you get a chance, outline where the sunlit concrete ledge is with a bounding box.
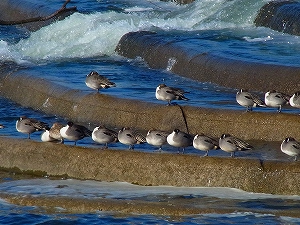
[1,69,300,142]
[0,136,299,196]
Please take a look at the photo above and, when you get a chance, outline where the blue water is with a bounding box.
[1,0,300,223]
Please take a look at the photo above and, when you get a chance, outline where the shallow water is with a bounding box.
[0,179,300,224]
[1,0,300,223]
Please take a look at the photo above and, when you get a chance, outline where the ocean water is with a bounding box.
[1,0,300,223]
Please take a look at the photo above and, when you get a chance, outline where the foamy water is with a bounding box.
[2,0,300,64]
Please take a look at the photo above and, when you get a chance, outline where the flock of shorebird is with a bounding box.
[10,71,300,161]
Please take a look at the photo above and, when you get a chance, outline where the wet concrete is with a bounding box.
[255,1,300,36]
[0,0,76,31]
[0,192,299,217]
[0,136,299,196]
[1,69,300,142]
[116,31,300,94]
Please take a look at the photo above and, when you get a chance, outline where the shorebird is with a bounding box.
[118,127,146,150]
[167,129,193,154]
[219,133,253,158]
[16,116,49,139]
[92,125,118,148]
[48,122,64,143]
[155,84,189,105]
[280,137,300,161]
[236,89,265,112]
[41,128,57,142]
[146,129,169,151]
[85,71,116,92]
[289,91,300,111]
[193,133,219,156]
[60,121,92,145]
[264,90,290,113]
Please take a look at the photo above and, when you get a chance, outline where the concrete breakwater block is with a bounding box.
[116,31,300,94]
[0,136,299,195]
[1,70,300,142]
[255,1,300,36]
[0,0,77,31]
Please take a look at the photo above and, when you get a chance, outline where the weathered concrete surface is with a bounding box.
[0,137,299,195]
[255,1,300,36]
[0,0,76,31]
[1,69,300,141]
[0,192,299,217]
[116,31,300,94]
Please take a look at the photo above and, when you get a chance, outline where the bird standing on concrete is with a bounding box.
[118,127,146,150]
[167,129,193,154]
[92,125,118,148]
[16,116,49,139]
[281,137,300,161]
[155,84,189,105]
[289,91,300,112]
[60,121,92,145]
[85,71,116,92]
[236,89,265,112]
[219,133,252,158]
[146,129,169,151]
[264,90,290,113]
[193,133,219,156]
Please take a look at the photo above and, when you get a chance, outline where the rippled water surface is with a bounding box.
[0,179,300,224]
[1,0,300,223]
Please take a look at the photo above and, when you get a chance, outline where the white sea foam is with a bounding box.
[5,0,269,62]
[0,40,30,65]
[3,0,300,65]
[244,35,273,42]
[0,179,299,200]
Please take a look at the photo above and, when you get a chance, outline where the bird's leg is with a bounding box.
[230,152,235,158]
[204,151,209,157]
[246,106,253,112]
[157,146,162,152]
[277,106,282,113]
